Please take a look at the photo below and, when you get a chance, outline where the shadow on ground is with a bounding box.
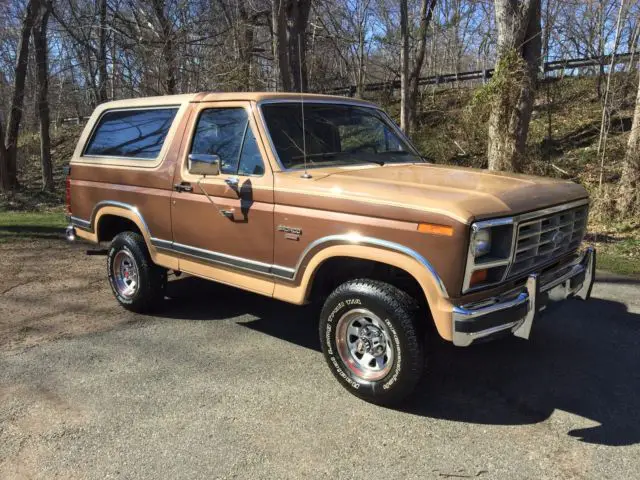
[0,225,64,240]
[160,274,640,447]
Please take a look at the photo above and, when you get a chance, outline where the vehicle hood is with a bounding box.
[276,163,588,223]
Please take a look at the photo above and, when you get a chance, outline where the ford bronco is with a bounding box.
[66,92,595,405]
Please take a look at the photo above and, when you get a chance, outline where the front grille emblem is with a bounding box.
[551,231,564,247]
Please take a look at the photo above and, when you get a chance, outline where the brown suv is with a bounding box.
[66,92,595,405]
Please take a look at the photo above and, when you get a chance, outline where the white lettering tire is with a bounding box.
[319,279,424,405]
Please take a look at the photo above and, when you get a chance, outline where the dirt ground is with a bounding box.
[1,238,639,479]
[0,239,133,353]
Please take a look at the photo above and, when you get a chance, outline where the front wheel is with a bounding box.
[107,231,167,313]
[319,279,424,405]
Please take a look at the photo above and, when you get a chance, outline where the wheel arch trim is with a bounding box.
[71,201,179,270]
[71,201,151,239]
[273,240,454,340]
[292,234,448,298]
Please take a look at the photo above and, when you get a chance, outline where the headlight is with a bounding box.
[463,218,514,292]
[471,228,491,258]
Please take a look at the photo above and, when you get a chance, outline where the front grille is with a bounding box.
[508,204,588,277]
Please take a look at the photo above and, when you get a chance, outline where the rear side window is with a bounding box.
[84,108,178,159]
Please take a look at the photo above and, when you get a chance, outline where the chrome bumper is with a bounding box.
[452,247,596,347]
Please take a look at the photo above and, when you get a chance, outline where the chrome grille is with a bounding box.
[508,205,588,277]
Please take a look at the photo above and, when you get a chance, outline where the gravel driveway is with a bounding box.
[1,238,639,479]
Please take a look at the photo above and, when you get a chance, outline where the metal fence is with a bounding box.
[322,51,640,96]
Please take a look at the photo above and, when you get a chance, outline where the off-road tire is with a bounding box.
[319,279,424,405]
[107,231,167,313]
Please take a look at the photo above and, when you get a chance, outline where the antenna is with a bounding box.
[299,34,311,179]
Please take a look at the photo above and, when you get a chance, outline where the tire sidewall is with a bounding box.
[321,288,412,399]
[107,239,142,306]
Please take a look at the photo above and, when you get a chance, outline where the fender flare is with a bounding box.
[73,201,179,270]
[273,236,454,340]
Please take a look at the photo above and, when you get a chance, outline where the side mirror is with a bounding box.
[188,153,221,176]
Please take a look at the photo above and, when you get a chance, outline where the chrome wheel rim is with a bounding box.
[112,249,139,299]
[335,308,394,381]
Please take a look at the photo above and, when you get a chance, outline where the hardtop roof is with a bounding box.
[96,92,377,110]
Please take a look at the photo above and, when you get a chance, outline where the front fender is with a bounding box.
[273,238,454,341]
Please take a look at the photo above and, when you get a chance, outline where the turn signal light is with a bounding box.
[417,223,453,236]
[469,269,488,286]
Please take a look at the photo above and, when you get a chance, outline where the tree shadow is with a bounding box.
[159,275,640,447]
[544,116,632,153]
[0,225,64,240]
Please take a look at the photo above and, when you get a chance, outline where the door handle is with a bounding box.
[225,177,239,188]
[174,182,193,193]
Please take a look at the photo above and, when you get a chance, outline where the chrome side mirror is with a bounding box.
[188,153,221,176]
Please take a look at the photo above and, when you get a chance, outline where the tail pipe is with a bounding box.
[65,226,76,242]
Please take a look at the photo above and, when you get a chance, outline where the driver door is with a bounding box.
[170,101,275,295]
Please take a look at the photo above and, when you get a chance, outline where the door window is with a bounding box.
[191,108,264,176]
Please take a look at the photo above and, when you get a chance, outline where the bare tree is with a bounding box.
[33,0,54,191]
[408,0,437,131]
[151,0,177,94]
[618,69,640,215]
[271,0,311,92]
[289,0,312,92]
[0,115,8,192]
[314,0,374,98]
[51,0,110,105]
[487,0,541,172]
[272,0,292,91]
[4,0,38,189]
[97,0,108,103]
[400,0,409,132]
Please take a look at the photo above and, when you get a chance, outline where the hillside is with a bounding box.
[1,75,638,273]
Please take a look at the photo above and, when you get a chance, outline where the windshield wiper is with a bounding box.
[291,152,337,161]
[362,159,385,166]
[291,151,386,167]
[378,150,417,157]
[377,150,429,163]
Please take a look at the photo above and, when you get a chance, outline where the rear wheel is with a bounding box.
[319,279,424,405]
[107,231,166,313]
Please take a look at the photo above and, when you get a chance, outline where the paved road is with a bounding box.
[1,239,639,479]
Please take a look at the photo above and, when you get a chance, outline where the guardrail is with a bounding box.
[322,51,640,96]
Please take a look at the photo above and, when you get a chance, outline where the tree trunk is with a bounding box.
[33,1,54,192]
[97,0,108,103]
[487,0,541,172]
[618,70,640,216]
[152,0,176,94]
[400,0,409,133]
[408,0,437,132]
[288,0,311,92]
[5,0,38,189]
[238,3,254,91]
[272,0,291,91]
[0,117,8,192]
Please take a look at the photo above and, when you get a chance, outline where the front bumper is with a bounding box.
[452,247,596,347]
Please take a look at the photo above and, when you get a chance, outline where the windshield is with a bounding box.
[260,103,422,170]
